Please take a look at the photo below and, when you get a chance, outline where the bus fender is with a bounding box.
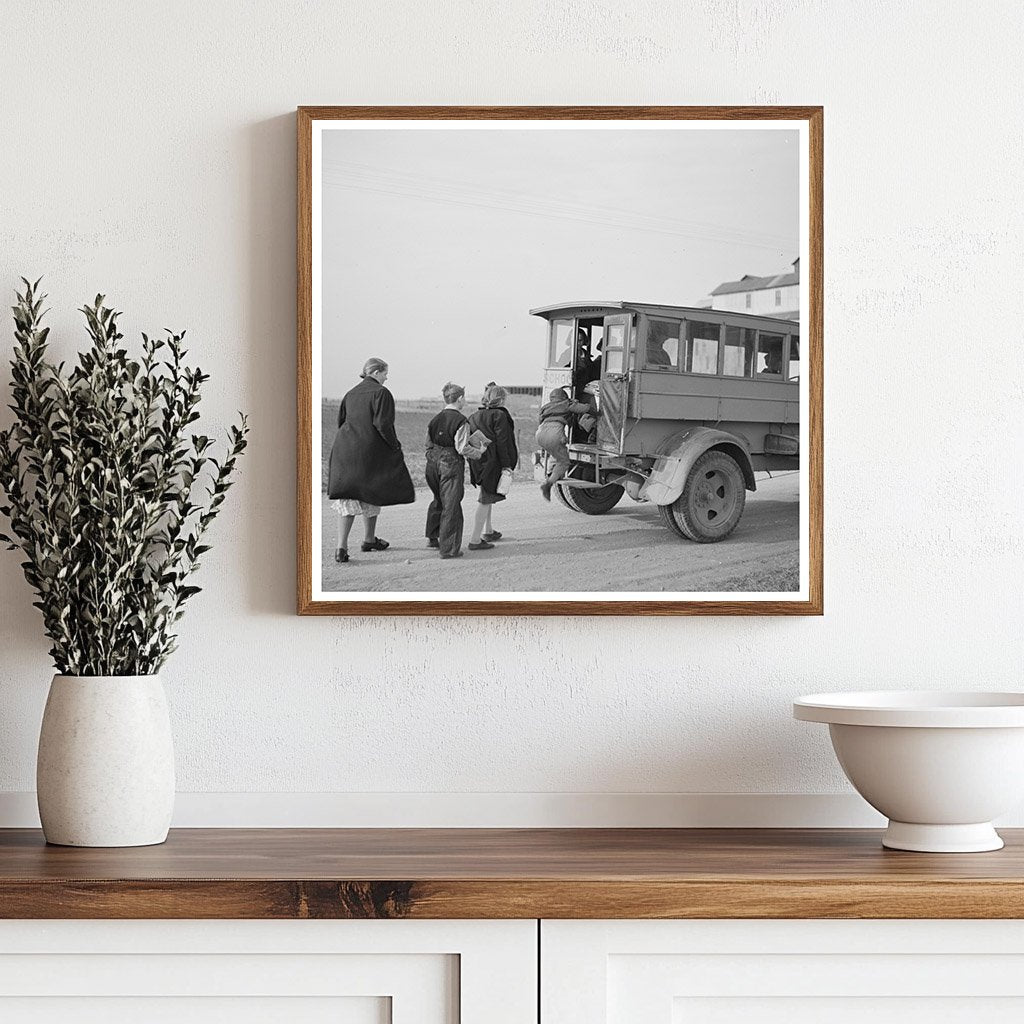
[639,428,756,506]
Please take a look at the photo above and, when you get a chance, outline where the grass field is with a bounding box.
[321,399,540,491]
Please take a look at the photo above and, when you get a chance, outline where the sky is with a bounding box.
[320,126,799,400]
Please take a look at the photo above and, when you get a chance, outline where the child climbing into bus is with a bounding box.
[536,387,593,501]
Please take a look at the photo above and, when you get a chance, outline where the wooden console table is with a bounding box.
[4,828,1024,1020]
[2,826,1023,919]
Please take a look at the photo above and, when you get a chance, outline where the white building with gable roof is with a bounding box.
[705,258,799,319]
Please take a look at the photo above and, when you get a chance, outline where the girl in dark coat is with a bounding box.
[467,383,518,551]
[327,357,414,562]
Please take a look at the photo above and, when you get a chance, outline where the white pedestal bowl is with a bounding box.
[793,691,1024,852]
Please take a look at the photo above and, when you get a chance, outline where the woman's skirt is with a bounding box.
[477,487,504,505]
[332,498,382,517]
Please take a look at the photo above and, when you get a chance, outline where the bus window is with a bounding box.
[549,319,573,368]
[722,326,755,377]
[755,332,784,376]
[787,335,801,380]
[684,321,721,375]
[645,318,680,369]
[603,321,626,374]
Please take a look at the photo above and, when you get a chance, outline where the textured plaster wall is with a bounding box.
[0,1,1021,813]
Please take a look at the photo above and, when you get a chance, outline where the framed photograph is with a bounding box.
[298,106,822,615]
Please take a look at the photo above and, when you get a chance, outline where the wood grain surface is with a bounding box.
[296,105,824,616]
[1,828,1020,920]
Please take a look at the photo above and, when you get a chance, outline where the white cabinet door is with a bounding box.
[0,919,536,1024]
[543,919,1024,1023]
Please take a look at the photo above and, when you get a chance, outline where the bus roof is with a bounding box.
[528,300,799,330]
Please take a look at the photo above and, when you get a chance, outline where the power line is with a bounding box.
[322,160,795,250]
[321,160,797,254]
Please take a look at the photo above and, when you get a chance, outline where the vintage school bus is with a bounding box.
[530,301,800,542]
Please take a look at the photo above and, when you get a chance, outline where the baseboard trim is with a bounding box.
[0,792,891,828]
[5,791,1022,828]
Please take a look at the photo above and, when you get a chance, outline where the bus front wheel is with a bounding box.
[659,449,746,542]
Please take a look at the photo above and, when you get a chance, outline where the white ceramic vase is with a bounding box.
[36,675,175,847]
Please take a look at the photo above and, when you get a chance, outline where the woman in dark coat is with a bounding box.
[327,357,414,562]
[467,383,518,551]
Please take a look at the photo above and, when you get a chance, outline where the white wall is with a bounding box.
[1,0,1021,827]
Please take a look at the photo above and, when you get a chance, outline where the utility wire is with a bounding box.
[322,160,797,254]
[324,158,793,248]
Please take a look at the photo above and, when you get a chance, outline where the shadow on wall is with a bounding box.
[0,571,50,671]
[0,114,303,652]
[244,114,298,617]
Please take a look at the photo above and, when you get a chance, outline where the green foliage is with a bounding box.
[0,279,249,675]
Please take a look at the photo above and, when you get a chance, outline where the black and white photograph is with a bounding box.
[300,109,821,613]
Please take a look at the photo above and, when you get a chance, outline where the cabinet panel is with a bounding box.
[543,920,1024,1023]
[0,997,389,1024]
[0,919,536,1024]
[672,998,1024,1024]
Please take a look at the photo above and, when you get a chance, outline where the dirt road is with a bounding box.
[320,472,800,594]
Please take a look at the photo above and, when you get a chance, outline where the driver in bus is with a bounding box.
[574,328,592,377]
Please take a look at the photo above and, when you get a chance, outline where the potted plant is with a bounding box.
[0,279,248,847]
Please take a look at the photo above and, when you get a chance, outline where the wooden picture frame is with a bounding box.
[298,106,822,616]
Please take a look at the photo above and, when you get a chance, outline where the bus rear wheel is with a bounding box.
[557,465,624,515]
[660,449,746,542]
